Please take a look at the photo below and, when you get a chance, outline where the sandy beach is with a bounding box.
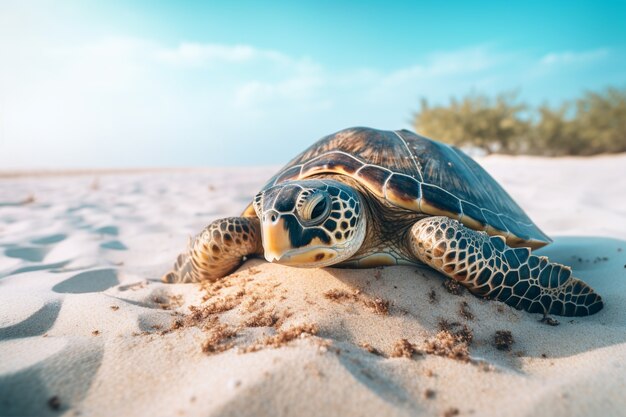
[1,155,625,417]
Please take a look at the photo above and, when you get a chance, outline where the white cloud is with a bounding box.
[382,46,505,86]
[42,37,151,92]
[540,48,610,66]
[358,45,514,110]
[45,37,302,75]
[154,42,293,67]
[232,56,327,109]
[234,76,324,108]
[47,37,151,59]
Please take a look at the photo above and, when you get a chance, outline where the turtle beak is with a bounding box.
[261,212,339,267]
[261,218,338,266]
[278,247,338,266]
[261,215,293,263]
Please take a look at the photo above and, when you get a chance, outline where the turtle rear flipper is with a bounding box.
[409,216,603,317]
[162,217,263,283]
[163,249,195,283]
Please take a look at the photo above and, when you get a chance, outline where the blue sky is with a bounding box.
[0,1,625,168]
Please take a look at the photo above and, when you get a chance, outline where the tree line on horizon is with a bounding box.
[412,87,626,156]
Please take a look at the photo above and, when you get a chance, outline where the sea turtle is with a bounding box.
[163,127,603,317]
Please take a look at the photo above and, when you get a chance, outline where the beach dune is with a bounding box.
[0,155,625,417]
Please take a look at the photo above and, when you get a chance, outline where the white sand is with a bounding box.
[0,155,625,417]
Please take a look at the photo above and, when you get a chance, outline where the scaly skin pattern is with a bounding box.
[162,217,262,283]
[409,216,603,317]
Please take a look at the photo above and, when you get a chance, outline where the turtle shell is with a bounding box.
[246,127,551,249]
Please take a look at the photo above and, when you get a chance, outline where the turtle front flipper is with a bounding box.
[163,217,263,283]
[408,216,603,317]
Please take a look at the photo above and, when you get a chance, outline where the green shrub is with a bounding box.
[574,88,626,155]
[412,87,626,156]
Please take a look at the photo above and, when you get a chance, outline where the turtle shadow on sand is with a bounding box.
[323,235,626,362]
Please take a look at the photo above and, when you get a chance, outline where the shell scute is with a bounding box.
[460,202,487,230]
[275,165,302,184]
[420,184,462,219]
[481,210,508,234]
[384,174,422,211]
[355,165,391,197]
[301,151,362,178]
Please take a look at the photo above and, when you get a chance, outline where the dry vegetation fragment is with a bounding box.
[443,407,460,417]
[391,339,419,358]
[494,330,514,351]
[242,323,319,353]
[201,294,242,314]
[21,195,36,205]
[264,323,319,347]
[359,342,383,356]
[364,298,390,315]
[423,320,473,362]
[428,288,438,304]
[540,316,560,326]
[442,279,463,296]
[243,309,278,327]
[424,331,471,362]
[202,321,237,354]
[152,293,183,310]
[324,287,390,315]
[185,305,214,326]
[47,396,61,411]
[324,288,358,301]
[458,301,474,320]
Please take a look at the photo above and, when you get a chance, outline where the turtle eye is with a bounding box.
[310,198,327,219]
[298,191,330,224]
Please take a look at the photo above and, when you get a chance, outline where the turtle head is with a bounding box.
[253,179,366,267]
